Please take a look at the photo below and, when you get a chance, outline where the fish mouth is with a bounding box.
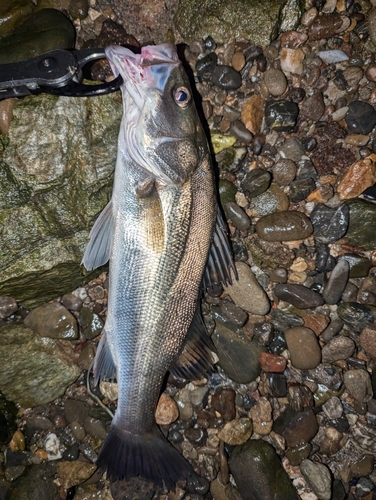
[105,44,180,108]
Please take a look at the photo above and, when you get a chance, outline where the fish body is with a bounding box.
[82,44,226,489]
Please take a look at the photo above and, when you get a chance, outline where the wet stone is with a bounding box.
[78,307,104,340]
[350,454,375,477]
[321,336,355,364]
[264,100,299,132]
[272,159,297,186]
[212,65,242,90]
[242,94,264,135]
[219,179,238,206]
[24,301,78,340]
[360,324,376,358]
[267,372,287,398]
[248,183,289,217]
[229,120,253,143]
[279,137,304,163]
[225,202,251,230]
[195,52,217,79]
[345,198,376,250]
[229,440,300,500]
[263,68,287,96]
[287,384,314,412]
[274,284,323,309]
[249,396,272,436]
[355,478,375,497]
[211,388,236,421]
[338,254,371,279]
[62,443,79,461]
[83,416,107,440]
[56,461,97,490]
[337,302,374,333]
[61,293,82,312]
[300,92,325,122]
[259,352,286,373]
[218,418,252,445]
[323,260,349,305]
[308,12,346,40]
[155,393,179,426]
[273,407,318,448]
[285,327,321,370]
[285,442,312,466]
[256,211,313,242]
[289,177,316,202]
[0,297,17,319]
[241,168,271,198]
[344,369,373,403]
[300,459,332,500]
[270,267,288,284]
[64,400,90,425]
[184,427,206,446]
[345,101,376,135]
[310,203,349,244]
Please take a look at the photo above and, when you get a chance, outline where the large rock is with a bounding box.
[0,92,122,306]
[174,0,288,46]
[0,324,80,407]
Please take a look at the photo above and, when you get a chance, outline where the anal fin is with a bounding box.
[170,305,215,381]
[203,208,237,290]
[82,200,115,271]
[93,328,117,385]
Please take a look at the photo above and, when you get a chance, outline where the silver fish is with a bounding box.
[82,43,235,490]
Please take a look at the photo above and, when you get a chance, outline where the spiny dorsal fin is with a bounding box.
[82,200,114,271]
[203,209,237,290]
[170,305,215,380]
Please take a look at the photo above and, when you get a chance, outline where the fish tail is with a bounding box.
[97,424,201,491]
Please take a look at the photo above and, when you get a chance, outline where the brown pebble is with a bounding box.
[232,51,246,71]
[337,156,376,200]
[360,324,376,358]
[9,430,25,452]
[285,327,321,369]
[155,393,179,425]
[211,388,236,421]
[303,314,330,336]
[365,62,376,83]
[241,94,264,134]
[0,98,16,134]
[259,352,287,372]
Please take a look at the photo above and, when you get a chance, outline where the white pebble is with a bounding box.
[45,433,62,460]
[332,106,348,121]
[317,50,349,64]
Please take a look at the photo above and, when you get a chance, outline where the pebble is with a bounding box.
[64,399,90,424]
[264,100,299,132]
[241,168,272,198]
[280,48,305,74]
[217,417,252,445]
[337,302,374,333]
[360,324,376,359]
[56,461,97,489]
[285,443,312,466]
[337,157,376,201]
[345,101,376,134]
[0,296,17,319]
[273,407,318,448]
[155,393,179,425]
[62,443,80,461]
[274,284,324,309]
[284,327,321,369]
[317,49,348,64]
[241,94,264,134]
[249,396,272,436]
[321,336,355,364]
[211,133,237,154]
[355,478,375,498]
[9,430,25,452]
[212,65,242,90]
[24,302,78,340]
[61,293,83,312]
[308,12,346,40]
[300,92,325,122]
[224,202,251,230]
[287,384,314,412]
[45,433,62,460]
[343,369,373,403]
[322,397,343,420]
[322,260,349,305]
[345,198,376,251]
[267,372,287,398]
[229,120,253,143]
[350,454,375,477]
[0,98,16,135]
[77,343,96,370]
[303,314,329,336]
[211,388,236,421]
[70,421,86,441]
[300,459,332,500]
[279,137,304,163]
[231,51,245,71]
[310,203,349,244]
[84,416,107,440]
[195,52,217,79]
[78,307,104,340]
[247,183,289,217]
[229,440,300,500]
[224,261,270,315]
[338,254,371,279]
[212,322,263,384]
[259,352,286,373]
[344,134,369,147]
[256,210,312,242]
[289,177,316,202]
[272,159,297,186]
[263,68,287,96]
[270,267,288,283]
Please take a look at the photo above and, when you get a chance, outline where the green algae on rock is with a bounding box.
[229,440,300,500]
[0,9,75,64]
[0,324,80,407]
[345,198,376,251]
[0,92,122,306]
[174,0,285,46]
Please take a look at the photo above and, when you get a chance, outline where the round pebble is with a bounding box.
[212,65,242,90]
[241,168,271,198]
[155,393,179,425]
[321,336,355,364]
[217,417,252,445]
[284,327,321,369]
[256,211,313,242]
[310,203,349,244]
[272,159,297,186]
[225,202,251,230]
[300,459,332,500]
[344,369,373,403]
[264,100,299,132]
[259,352,287,373]
[0,296,18,319]
[263,68,287,96]
[345,101,376,135]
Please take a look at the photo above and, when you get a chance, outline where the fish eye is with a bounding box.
[174,87,191,108]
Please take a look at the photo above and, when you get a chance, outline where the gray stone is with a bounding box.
[212,322,264,384]
[256,211,313,242]
[323,260,349,305]
[300,459,332,500]
[225,202,251,230]
[0,92,122,307]
[322,397,343,420]
[174,0,283,46]
[7,462,59,500]
[0,296,17,319]
[24,301,78,340]
[274,284,324,309]
[321,336,355,363]
[229,440,300,500]
[344,369,373,403]
[279,137,304,163]
[247,183,289,218]
[0,324,79,407]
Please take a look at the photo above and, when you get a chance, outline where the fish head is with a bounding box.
[105,44,208,186]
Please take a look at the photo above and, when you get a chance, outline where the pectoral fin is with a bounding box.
[171,305,215,380]
[93,328,117,385]
[203,209,237,289]
[82,200,115,271]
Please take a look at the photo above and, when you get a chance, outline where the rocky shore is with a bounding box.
[1,0,376,499]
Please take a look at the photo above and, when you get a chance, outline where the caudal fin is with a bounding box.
[97,424,201,491]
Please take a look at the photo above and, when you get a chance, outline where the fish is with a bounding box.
[82,43,235,490]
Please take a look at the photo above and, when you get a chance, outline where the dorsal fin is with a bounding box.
[170,305,215,380]
[203,209,237,290]
[82,200,115,271]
